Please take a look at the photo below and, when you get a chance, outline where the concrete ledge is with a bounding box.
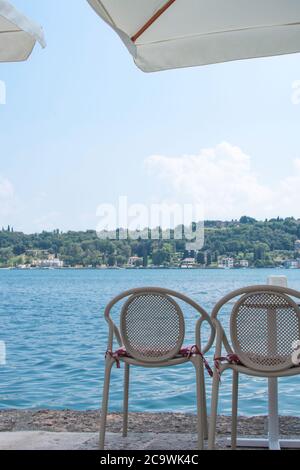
[0,431,226,450]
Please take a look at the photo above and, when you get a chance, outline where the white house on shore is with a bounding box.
[218,257,234,269]
[127,256,143,267]
[38,257,64,268]
[284,259,300,269]
[239,259,249,268]
[181,258,196,268]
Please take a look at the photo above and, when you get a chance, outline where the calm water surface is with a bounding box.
[1,268,300,416]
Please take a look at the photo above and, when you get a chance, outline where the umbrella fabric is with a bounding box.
[88,0,300,72]
[0,0,45,62]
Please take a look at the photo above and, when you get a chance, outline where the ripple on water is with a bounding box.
[1,268,300,414]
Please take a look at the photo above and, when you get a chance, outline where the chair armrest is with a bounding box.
[195,315,215,355]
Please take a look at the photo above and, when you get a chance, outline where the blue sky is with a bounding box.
[1,0,300,233]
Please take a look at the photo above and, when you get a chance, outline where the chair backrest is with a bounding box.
[104,287,215,363]
[120,291,185,363]
[213,286,300,373]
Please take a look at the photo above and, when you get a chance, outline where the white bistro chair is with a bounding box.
[208,285,300,450]
[99,287,215,450]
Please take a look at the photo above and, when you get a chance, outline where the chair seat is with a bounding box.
[120,354,191,368]
[106,344,213,372]
[217,359,300,378]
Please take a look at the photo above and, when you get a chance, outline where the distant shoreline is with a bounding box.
[0,266,295,271]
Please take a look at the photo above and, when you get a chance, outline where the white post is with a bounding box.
[267,276,288,289]
[268,377,280,449]
[267,276,287,449]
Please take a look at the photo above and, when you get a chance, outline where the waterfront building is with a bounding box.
[218,257,234,269]
[181,258,196,268]
[127,256,143,267]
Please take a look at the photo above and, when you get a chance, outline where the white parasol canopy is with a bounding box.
[0,0,45,62]
[88,0,300,72]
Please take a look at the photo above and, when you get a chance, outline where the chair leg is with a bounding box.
[231,370,239,450]
[193,357,205,450]
[200,367,208,440]
[197,357,208,440]
[123,363,130,437]
[99,357,114,450]
[208,368,220,450]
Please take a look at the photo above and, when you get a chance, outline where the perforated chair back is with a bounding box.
[230,290,300,372]
[120,292,185,363]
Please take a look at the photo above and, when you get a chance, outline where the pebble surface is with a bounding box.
[1,410,300,437]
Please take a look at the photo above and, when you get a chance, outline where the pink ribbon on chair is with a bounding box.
[214,353,242,379]
[105,348,129,368]
[106,344,213,377]
[179,345,213,377]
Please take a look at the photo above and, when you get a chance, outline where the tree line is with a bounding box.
[0,216,300,268]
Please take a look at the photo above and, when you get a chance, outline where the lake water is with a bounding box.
[1,268,300,416]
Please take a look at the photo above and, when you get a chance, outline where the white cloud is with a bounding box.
[276,158,300,212]
[0,177,15,217]
[145,142,300,220]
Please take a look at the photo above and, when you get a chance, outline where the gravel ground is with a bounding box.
[1,410,300,437]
